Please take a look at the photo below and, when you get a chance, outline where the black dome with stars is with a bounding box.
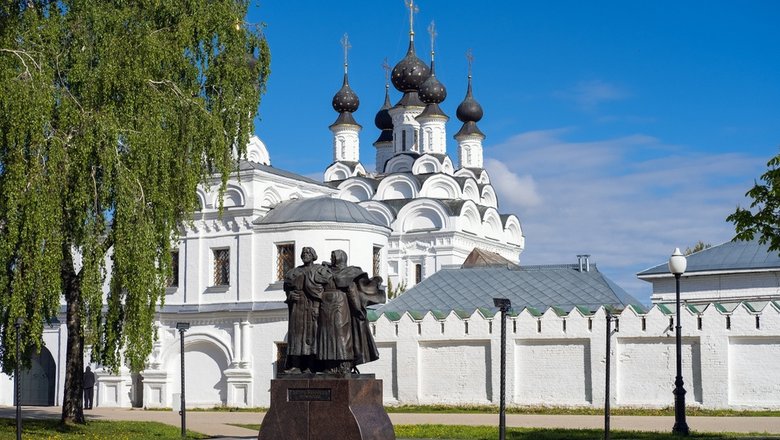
[391,41,431,93]
[332,73,360,113]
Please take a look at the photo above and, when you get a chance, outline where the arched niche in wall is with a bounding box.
[482,208,503,239]
[480,185,498,208]
[398,200,449,232]
[462,179,480,203]
[338,179,374,203]
[504,215,524,245]
[385,155,415,174]
[412,156,441,175]
[420,175,461,200]
[246,135,271,165]
[195,189,207,211]
[261,187,282,209]
[359,201,395,228]
[458,201,482,235]
[376,175,418,200]
[165,332,232,407]
[222,184,246,208]
[324,162,353,182]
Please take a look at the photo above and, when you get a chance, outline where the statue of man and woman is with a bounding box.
[283,247,384,376]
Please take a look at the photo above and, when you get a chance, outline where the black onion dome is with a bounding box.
[374,86,393,130]
[391,40,431,92]
[332,73,360,113]
[456,76,483,123]
[419,60,447,104]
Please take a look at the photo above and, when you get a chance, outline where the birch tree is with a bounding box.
[0,0,270,423]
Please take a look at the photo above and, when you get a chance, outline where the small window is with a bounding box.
[415,264,422,284]
[588,317,592,331]
[756,315,760,330]
[726,315,731,330]
[512,320,517,334]
[213,248,230,286]
[641,317,646,331]
[562,319,567,333]
[167,250,179,287]
[402,130,407,151]
[372,246,381,278]
[537,319,541,333]
[697,316,703,330]
[276,243,295,281]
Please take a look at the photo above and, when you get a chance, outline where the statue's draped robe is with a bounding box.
[315,265,353,361]
[283,264,324,357]
[335,268,383,366]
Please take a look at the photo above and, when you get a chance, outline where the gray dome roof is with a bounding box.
[255,196,387,228]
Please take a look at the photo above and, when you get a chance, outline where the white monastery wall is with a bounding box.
[365,302,780,409]
[4,301,780,410]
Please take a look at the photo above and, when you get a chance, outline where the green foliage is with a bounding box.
[684,240,712,255]
[387,278,407,300]
[728,154,780,252]
[0,0,269,398]
[0,418,209,439]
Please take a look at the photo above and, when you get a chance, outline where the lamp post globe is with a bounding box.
[668,248,687,275]
[668,247,689,436]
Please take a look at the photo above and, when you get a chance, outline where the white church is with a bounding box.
[4,8,780,411]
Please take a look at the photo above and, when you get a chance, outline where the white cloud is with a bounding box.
[554,80,630,111]
[484,128,767,303]
[484,158,542,208]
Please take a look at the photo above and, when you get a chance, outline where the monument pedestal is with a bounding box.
[258,375,395,440]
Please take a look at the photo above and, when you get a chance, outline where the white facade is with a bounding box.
[645,270,780,305]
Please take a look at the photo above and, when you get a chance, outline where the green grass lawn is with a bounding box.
[235,423,780,439]
[384,405,780,417]
[0,418,208,440]
[168,404,780,417]
[395,424,780,439]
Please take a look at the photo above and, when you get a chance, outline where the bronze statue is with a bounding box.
[283,247,324,373]
[282,247,385,376]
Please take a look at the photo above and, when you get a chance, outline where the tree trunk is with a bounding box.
[61,265,85,425]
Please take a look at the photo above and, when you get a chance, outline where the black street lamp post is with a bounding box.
[176,322,190,439]
[604,311,612,440]
[669,248,689,436]
[493,298,511,440]
[15,317,23,440]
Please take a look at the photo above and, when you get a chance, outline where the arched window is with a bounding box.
[415,264,422,284]
[402,131,407,151]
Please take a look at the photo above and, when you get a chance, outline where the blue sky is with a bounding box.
[246,1,780,304]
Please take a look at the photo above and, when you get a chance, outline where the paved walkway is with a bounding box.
[2,406,780,438]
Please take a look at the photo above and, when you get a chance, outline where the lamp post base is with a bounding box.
[672,383,689,436]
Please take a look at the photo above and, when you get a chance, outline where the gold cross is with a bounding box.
[428,20,437,57]
[405,0,419,36]
[382,57,391,85]
[340,33,351,73]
